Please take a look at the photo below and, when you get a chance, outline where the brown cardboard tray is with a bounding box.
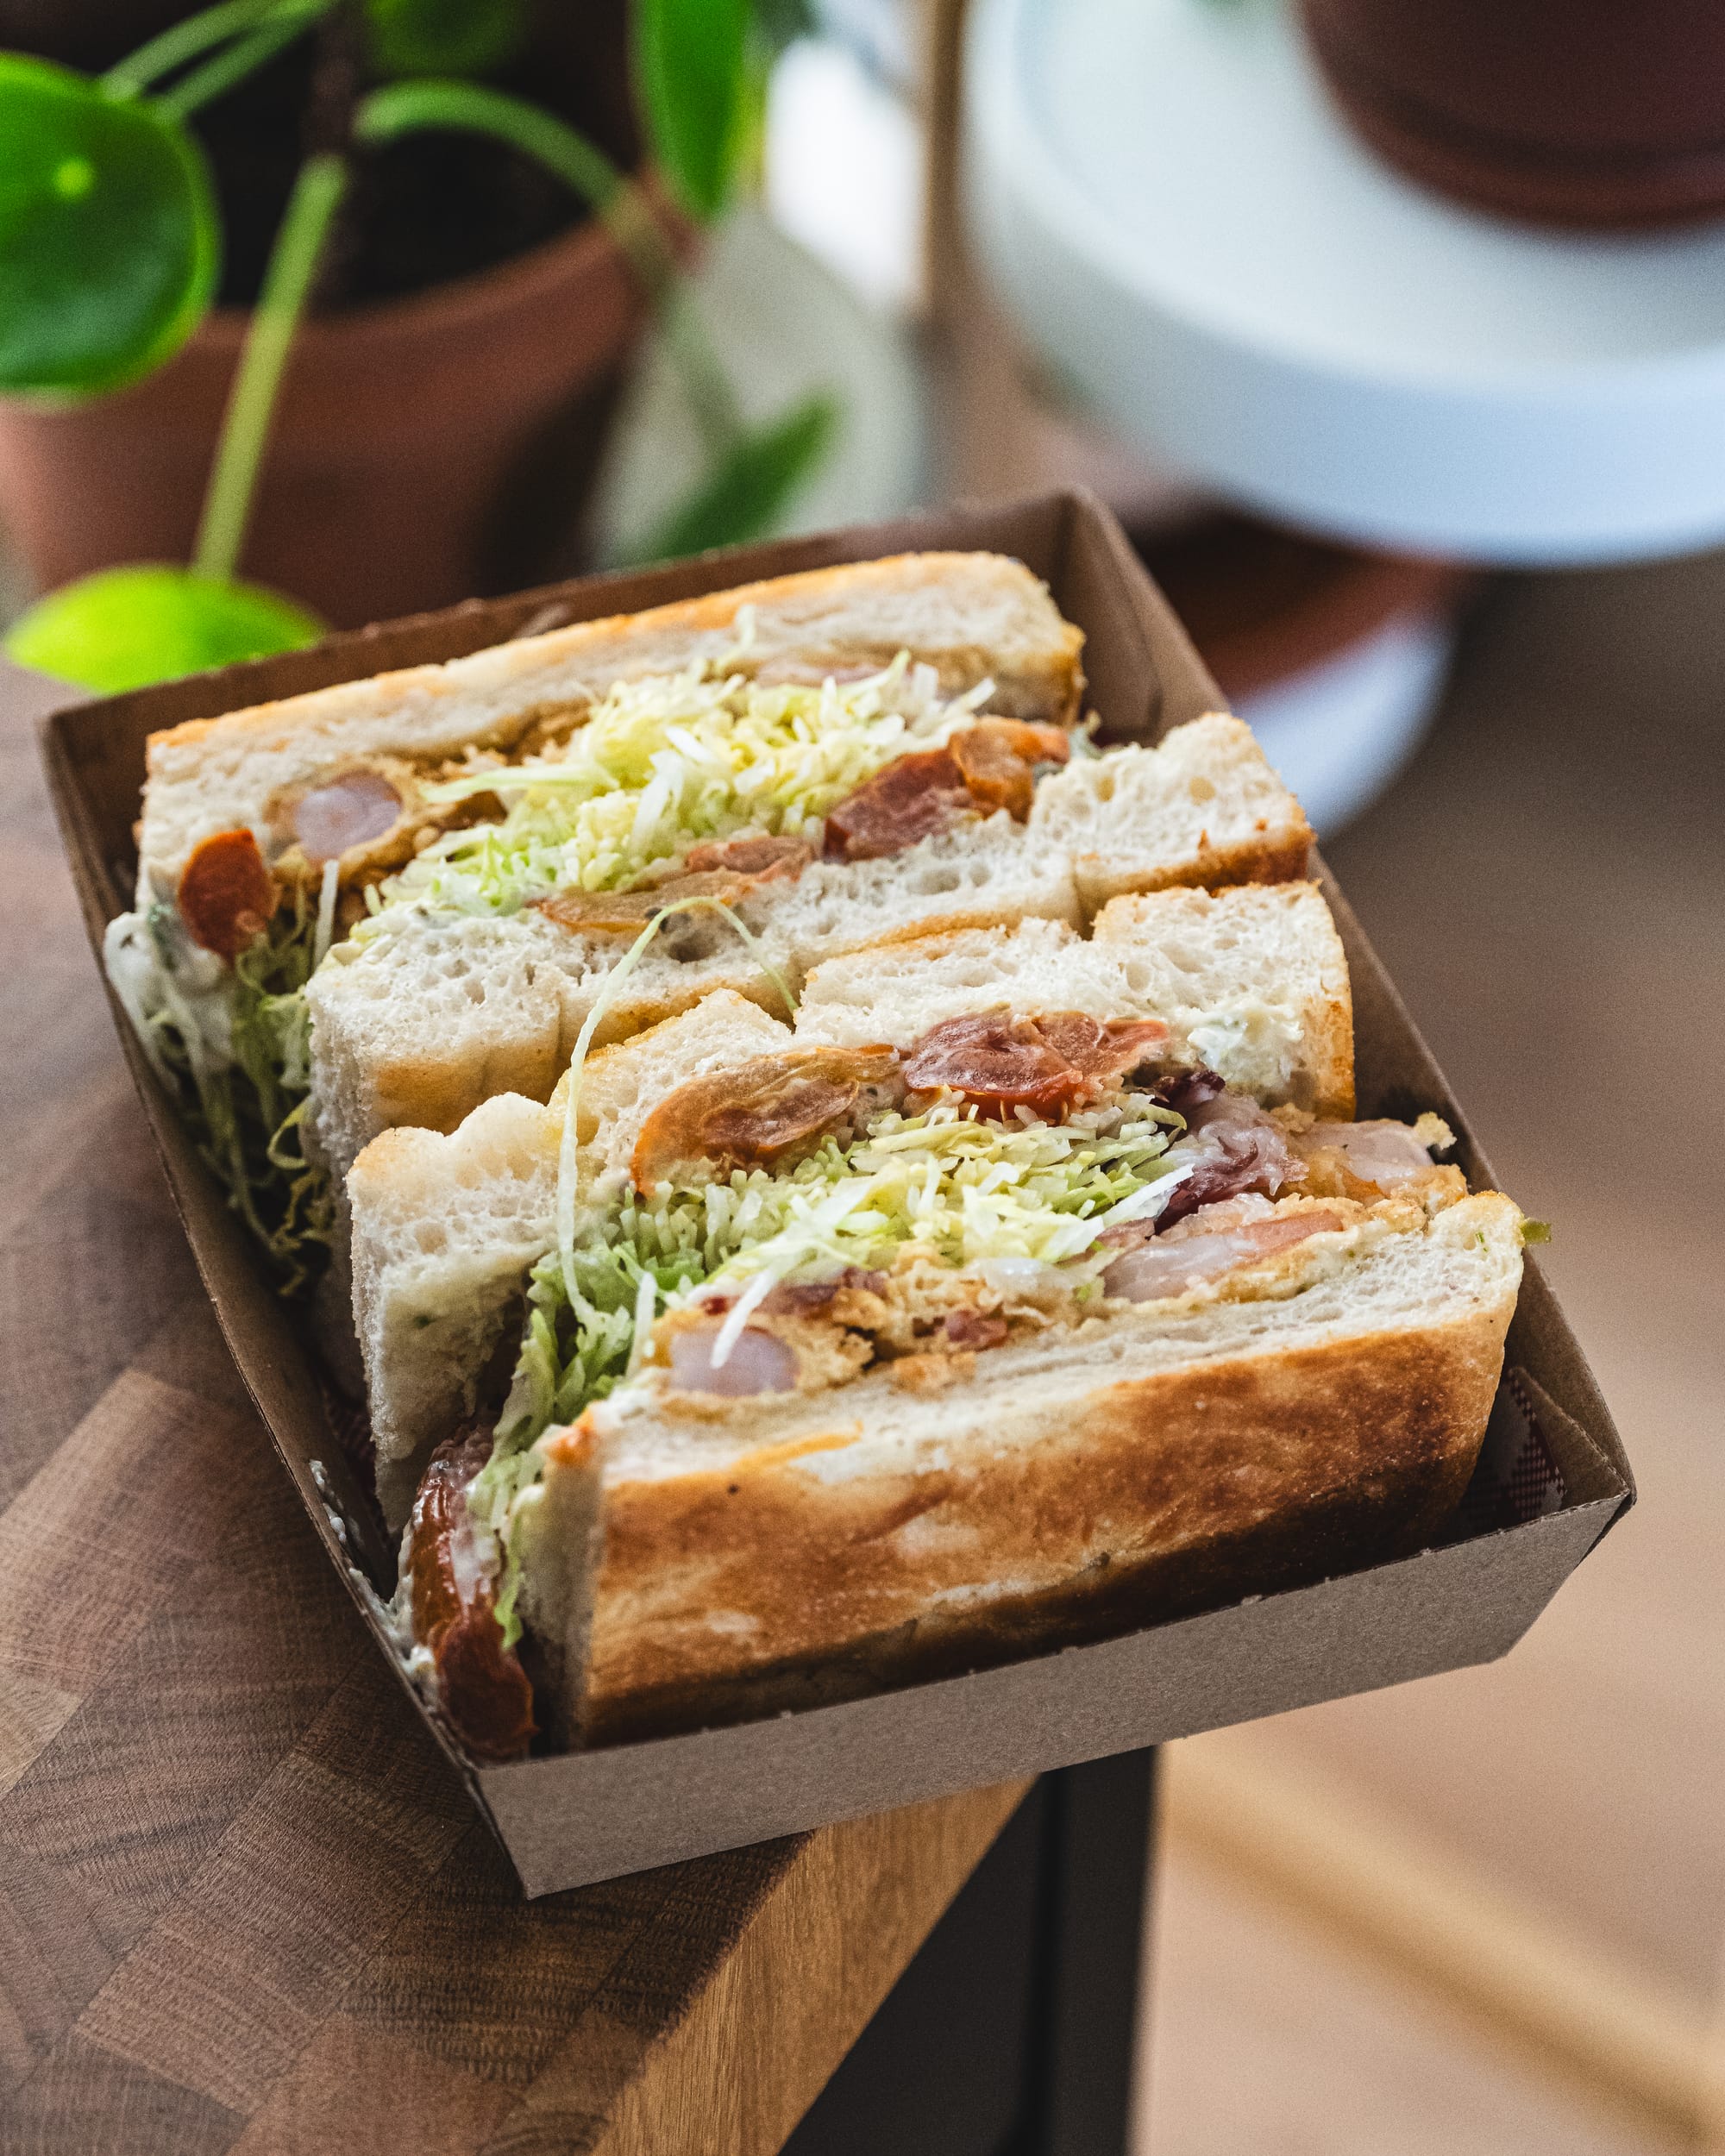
[40,488,1633,1895]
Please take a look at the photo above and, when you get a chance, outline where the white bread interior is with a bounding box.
[348,1090,563,1529]
[304,712,1305,1179]
[305,906,780,1184]
[135,552,1083,901]
[1030,712,1312,911]
[568,991,795,1194]
[800,880,1352,1116]
[795,917,1131,1042]
[349,992,791,1521]
[1092,881,1353,1117]
[748,818,1078,975]
[532,1192,1522,1742]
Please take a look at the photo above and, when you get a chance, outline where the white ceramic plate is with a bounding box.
[966,0,1725,562]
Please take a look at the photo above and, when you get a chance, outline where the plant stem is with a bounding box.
[194,152,348,583]
[298,0,367,305]
[101,0,279,97]
[154,0,329,122]
[354,79,745,456]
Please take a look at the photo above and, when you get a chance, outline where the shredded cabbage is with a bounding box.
[554,893,795,1315]
[103,895,333,1294]
[470,1094,1187,1568]
[356,652,994,934]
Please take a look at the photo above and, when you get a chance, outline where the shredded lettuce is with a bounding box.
[114,648,990,1310]
[104,893,334,1295]
[553,893,797,1317]
[469,1094,1189,1584]
[355,652,994,934]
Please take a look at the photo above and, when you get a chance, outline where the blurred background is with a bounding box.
[3,0,1724,2147]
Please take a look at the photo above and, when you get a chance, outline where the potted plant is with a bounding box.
[0,0,833,688]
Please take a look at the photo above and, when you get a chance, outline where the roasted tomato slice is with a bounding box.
[533,868,757,936]
[902,1009,1167,1117]
[405,1432,535,1764]
[532,841,813,937]
[1032,1012,1169,1085]
[823,720,1069,862]
[949,718,1070,819]
[177,828,277,959]
[682,833,813,880]
[630,1045,900,1190]
[822,748,972,862]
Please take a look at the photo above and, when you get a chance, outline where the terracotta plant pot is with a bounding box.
[0,210,669,630]
[1300,0,1725,229]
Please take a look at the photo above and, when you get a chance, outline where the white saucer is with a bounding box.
[965,0,1725,562]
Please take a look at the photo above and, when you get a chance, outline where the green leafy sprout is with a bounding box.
[2,0,837,693]
[105,887,335,1294]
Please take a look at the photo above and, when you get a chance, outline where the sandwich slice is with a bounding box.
[103,551,1310,1300]
[304,705,1308,1187]
[351,878,1352,1520]
[360,881,1523,1760]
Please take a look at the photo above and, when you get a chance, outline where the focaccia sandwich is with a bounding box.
[355,881,1521,1759]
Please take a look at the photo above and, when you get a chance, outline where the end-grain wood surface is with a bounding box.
[0,660,1027,2155]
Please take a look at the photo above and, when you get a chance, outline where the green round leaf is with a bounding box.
[0,54,220,398]
[4,566,323,693]
[364,0,531,79]
[635,0,749,221]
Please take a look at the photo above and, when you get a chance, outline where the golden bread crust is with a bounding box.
[144,551,1086,767]
[1076,829,1314,906]
[572,1269,1514,1742]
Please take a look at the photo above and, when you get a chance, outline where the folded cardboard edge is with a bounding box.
[37,719,482,1804]
[37,485,1632,1887]
[482,1479,1626,1895]
[1319,871,1635,1515]
[479,1363,1622,1820]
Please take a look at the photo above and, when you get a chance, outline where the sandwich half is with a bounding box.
[352,879,1353,1522]
[367,881,1523,1760]
[103,552,1310,1298]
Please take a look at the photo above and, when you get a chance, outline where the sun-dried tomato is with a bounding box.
[630,1046,899,1190]
[1032,1012,1170,1084]
[902,1009,1167,1117]
[177,829,277,959]
[531,868,753,936]
[532,839,817,936]
[405,1430,535,1764]
[949,718,1070,818]
[822,749,972,862]
[682,833,813,880]
[822,718,1070,862]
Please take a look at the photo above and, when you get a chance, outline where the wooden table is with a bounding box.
[0,659,1155,2155]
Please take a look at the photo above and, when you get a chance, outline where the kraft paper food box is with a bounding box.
[40,490,1633,1895]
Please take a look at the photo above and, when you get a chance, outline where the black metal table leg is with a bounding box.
[782,1748,1158,2156]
